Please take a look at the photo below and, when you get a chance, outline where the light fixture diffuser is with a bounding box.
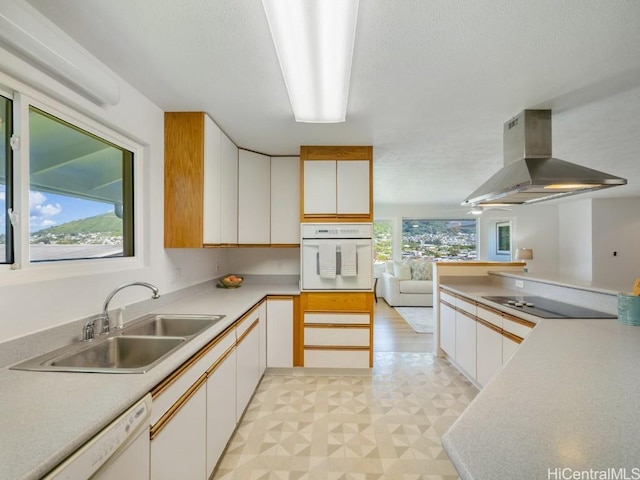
[262,0,359,123]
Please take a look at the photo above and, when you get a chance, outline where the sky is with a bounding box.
[1,183,114,234]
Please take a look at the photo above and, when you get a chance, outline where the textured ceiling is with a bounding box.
[27,0,640,215]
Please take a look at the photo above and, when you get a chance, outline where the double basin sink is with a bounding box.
[12,314,225,374]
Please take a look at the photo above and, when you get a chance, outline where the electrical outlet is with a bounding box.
[515,280,524,288]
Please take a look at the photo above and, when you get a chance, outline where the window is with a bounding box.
[28,107,134,262]
[402,218,476,261]
[1,94,12,264]
[0,87,138,272]
[496,221,511,255]
[373,220,392,261]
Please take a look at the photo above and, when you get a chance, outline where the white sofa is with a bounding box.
[380,260,434,307]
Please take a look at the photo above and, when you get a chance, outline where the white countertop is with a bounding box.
[0,282,299,480]
[440,282,640,480]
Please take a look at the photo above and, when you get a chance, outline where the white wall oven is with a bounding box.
[301,223,373,291]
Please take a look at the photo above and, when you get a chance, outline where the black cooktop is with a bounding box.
[481,295,617,319]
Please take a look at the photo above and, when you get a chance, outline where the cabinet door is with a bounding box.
[455,310,476,379]
[440,302,456,358]
[476,322,502,387]
[236,322,261,420]
[206,348,237,476]
[257,301,267,375]
[336,160,370,215]
[150,384,207,480]
[220,132,238,244]
[303,160,336,214]
[203,115,222,244]
[266,298,294,368]
[503,334,520,364]
[238,150,271,244]
[270,157,300,244]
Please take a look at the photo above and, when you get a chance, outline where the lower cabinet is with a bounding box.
[236,306,262,421]
[266,297,294,368]
[476,320,503,387]
[151,382,207,480]
[206,348,237,475]
[439,288,536,388]
[439,301,456,358]
[300,292,374,368]
[455,310,476,379]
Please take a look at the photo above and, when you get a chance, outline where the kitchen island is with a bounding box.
[0,280,299,480]
[439,276,640,480]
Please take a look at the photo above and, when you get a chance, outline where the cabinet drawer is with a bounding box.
[237,302,262,338]
[304,313,370,325]
[502,315,535,339]
[456,296,476,316]
[304,327,369,346]
[440,291,456,306]
[304,349,370,368]
[301,292,373,312]
[477,305,502,329]
[150,326,235,426]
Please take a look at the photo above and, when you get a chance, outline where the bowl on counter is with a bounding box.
[219,274,244,288]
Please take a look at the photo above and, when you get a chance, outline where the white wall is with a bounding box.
[0,42,229,343]
[226,248,300,275]
[592,198,640,289]
[558,199,593,282]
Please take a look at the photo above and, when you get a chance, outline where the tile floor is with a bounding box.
[212,352,477,480]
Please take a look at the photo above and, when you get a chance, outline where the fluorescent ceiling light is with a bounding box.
[262,0,359,123]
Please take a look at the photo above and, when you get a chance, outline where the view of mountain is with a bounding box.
[30,212,123,245]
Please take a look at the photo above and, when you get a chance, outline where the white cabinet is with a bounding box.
[165,112,238,247]
[150,383,207,480]
[219,132,239,244]
[455,310,477,379]
[336,160,370,214]
[266,297,294,368]
[257,301,267,375]
[303,160,337,215]
[206,348,237,476]
[270,157,300,244]
[502,334,520,364]
[236,306,263,420]
[476,321,503,387]
[439,301,456,358]
[303,159,370,216]
[94,427,150,480]
[238,150,270,244]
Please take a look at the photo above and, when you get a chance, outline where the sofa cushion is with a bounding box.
[393,261,411,280]
[399,280,433,294]
[408,259,433,280]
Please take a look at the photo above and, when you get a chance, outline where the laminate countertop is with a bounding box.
[440,282,640,480]
[0,281,299,480]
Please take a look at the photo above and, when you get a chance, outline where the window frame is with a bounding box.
[0,87,14,266]
[0,89,145,284]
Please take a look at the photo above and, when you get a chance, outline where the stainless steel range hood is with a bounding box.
[461,110,627,207]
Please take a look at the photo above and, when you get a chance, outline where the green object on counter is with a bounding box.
[617,293,640,326]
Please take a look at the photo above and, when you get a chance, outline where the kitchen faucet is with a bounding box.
[101,282,160,334]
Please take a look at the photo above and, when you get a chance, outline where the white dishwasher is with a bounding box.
[43,394,152,480]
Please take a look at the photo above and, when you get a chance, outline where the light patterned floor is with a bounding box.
[212,352,477,480]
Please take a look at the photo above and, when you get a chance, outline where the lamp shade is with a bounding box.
[515,248,533,261]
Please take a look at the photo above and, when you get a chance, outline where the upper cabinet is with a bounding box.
[238,150,271,245]
[300,146,373,223]
[164,112,238,248]
[271,157,300,245]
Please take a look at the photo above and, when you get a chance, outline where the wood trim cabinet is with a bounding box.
[438,288,535,388]
[300,292,374,368]
[300,146,373,223]
[165,112,238,248]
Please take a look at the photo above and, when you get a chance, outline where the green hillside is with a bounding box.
[32,212,122,237]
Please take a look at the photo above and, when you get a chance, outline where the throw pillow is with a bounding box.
[393,261,411,280]
[409,259,432,281]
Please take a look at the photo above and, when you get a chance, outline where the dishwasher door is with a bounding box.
[43,394,151,480]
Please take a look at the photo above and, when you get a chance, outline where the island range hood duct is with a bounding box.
[461,110,627,207]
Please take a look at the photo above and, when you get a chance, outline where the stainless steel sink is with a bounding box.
[121,314,224,337]
[11,313,226,374]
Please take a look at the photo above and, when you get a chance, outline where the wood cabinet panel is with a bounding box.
[300,292,374,312]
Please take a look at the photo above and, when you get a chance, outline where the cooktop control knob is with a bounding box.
[525,302,535,307]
